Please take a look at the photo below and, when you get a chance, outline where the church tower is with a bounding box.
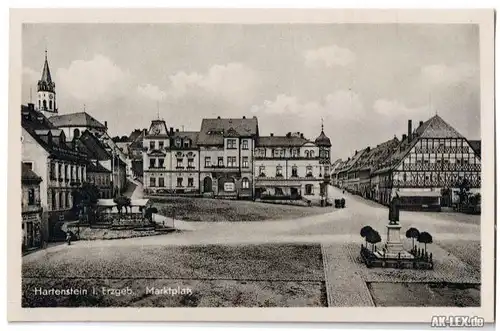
[36,50,57,117]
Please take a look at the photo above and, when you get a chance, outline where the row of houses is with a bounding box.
[21,53,128,250]
[332,115,481,211]
[142,117,332,201]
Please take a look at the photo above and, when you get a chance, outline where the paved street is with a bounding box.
[24,186,480,307]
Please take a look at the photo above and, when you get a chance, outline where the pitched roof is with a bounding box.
[49,112,106,129]
[129,129,146,142]
[314,130,332,147]
[198,117,259,145]
[351,137,400,172]
[37,54,55,93]
[337,149,369,173]
[256,135,310,147]
[21,105,88,162]
[77,130,112,160]
[469,140,481,157]
[87,161,111,173]
[415,114,463,138]
[21,163,42,182]
[172,131,199,148]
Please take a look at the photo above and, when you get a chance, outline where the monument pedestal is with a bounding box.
[375,223,414,259]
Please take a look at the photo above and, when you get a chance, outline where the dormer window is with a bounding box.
[184,139,191,148]
[175,138,182,148]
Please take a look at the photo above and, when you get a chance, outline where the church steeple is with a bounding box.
[36,49,57,116]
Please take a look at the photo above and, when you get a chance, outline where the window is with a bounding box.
[177,177,183,187]
[424,159,429,164]
[76,166,80,180]
[158,177,165,187]
[158,141,164,149]
[305,150,310,158]
[310,150,315,158]
[242,140,249,150]
[325,150,330,158]
[149,158,156,169]
[205,157,211,167]
[280,149,285,157]
[291,166,298,177]
[49,100,53,110]
[43,100,47,109]
[184,140,191,148]
[158,158,165,168]
[242,177,250,189]
[66,192,70,207]
[292,149,298,157]
[28,188,35,205]
[176,158,183,168]
[51,190,56,210]
[403,173,407,181]
[227,156,237,167]
[242,156,249,168]
[175,139,182,148]
[218,157,224,167]
[188,178,194,187]
[305,184,314,195]
[259,166,266,177]
[275,188,284,195]
[276,165,283,177]
[149,177,156,187]
[306,166,313,177]
[73,128,80,139]
[149,141,155,150]
[227,139,237,149]
[273,149,279,157]
[65,165,68,179]
[38,100,41,109]
[59,192,64,209]
[324,165,330,174]
[23,161,33,170]
[188,158,194,169]
[70,165,74,181]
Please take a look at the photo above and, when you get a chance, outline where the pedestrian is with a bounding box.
[66,230,72,246]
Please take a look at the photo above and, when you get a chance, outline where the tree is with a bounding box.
[113,195,131,217]
[360,225,374,248]
[417,231,433,253]
[366,229,382,252]
[405,227,420,248]
[144,207,158,223]
[71,182,100,225]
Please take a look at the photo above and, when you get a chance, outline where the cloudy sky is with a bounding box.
[22,24,480,159]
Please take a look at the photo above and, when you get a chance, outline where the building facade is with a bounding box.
[333,115,481,211]
[21,164,44,250]
[21,104,88,238]
[142,115,332,201]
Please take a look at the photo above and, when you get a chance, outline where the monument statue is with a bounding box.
[388,193,400,225]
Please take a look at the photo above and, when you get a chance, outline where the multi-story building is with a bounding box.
[143,119,201,195]
[142,115,332,202]
[334,149,368,191]
[77,130,126,197]
[21,163,44,250]
[128,129,147,180]
[21,104,88,237]
[86,161,112,199]
[253,128,331,200]
[334,115,481,211]
[198,116,258,199]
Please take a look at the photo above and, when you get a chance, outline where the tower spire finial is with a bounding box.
[321,118,324,132]
[45,47,47,60]
[157,101,160,120]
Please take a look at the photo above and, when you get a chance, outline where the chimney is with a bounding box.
[242,116,246,119]
[217,116,221,119]
[104,121,108,129]
[407,120,412,142]
[170,127,174,135]
[270,133,274,137]
[176,129,179,132]
[143,129,147,134]
[402,134,407,142]
[28,103,35,110]
[419,120,424,127]
[300,133,304,138]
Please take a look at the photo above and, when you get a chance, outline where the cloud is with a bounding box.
[420,63,477,86]
[167,63,259,105]
[251,90,364,120]
[137,83,166,101]
[373,99,426,116]
[304,45,356,68]
[56,54,132,102]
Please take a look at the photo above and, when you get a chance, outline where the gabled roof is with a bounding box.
[172,131,199,148]
[337,149,369,173]
[49,112,106,129]
[374,115,467,174]
[129,129,146,142]
[37,53,55,93]
[469,140,481,158]
[21,105,88,162]
[87,161,111,173]
[77,130,112,161]
[351,137,400,172]
[415,114,463,138]
[198,117,259,145]
[256,135,310,147]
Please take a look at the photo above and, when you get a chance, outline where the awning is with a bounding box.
[255,182,302,188]
[398,191,441,197]
[97,199,116,207]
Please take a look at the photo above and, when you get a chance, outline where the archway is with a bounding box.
[203,177,212,193]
